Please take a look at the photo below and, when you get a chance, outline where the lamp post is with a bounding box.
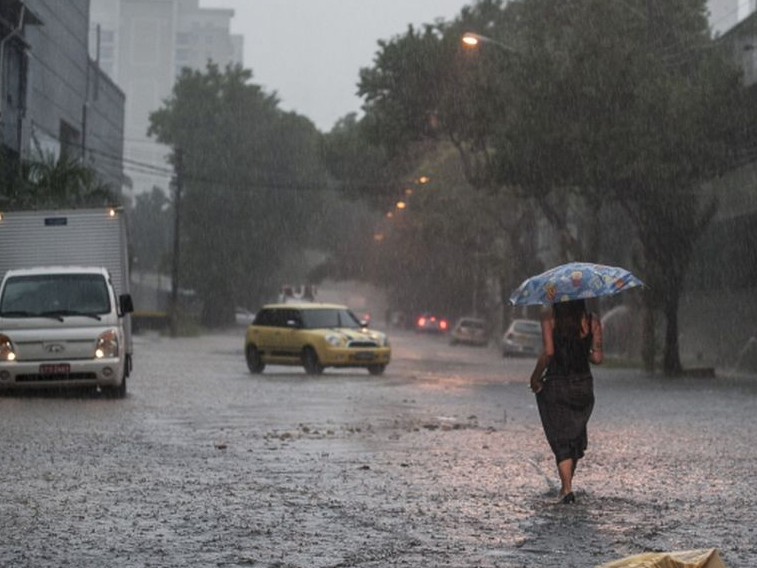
[461,32,517,53]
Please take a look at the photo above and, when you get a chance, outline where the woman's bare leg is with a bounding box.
[557,458,574,496]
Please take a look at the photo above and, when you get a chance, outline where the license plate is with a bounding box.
[353,352,376,361]
[39,363,70,375]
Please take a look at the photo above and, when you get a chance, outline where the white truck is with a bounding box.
[0,208,134,397]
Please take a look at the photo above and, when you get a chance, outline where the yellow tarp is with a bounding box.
[596,548,726,568]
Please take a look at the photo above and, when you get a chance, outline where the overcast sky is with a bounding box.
[199,0,471,132]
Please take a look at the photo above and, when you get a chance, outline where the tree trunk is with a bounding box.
[642,299,656,373]
[585,199,602,262]
[201,280,234,328]
[663,291,683,376]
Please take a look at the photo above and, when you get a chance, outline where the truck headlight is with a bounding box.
[95,329,119,358]
[325,334,344,347]
[0,334,16,361]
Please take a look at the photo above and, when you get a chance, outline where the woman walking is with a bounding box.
[529,299,603,504]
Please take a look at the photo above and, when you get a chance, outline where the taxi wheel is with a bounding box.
[302,347,324,375]
[368,364,386,376]
[246,344,265,373]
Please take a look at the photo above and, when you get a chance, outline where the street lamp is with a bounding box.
[461,32,516,53]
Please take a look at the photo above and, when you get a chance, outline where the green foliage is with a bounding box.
[130,187,172,273]
[371,143,510,317]
[496,0,747,374]
[320,113,396,206]
[354,0,751,374]
[0,153,117,210]
[148,63,331,326]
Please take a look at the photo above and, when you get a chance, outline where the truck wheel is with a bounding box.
[368,364,386,376]
[302,347,323,375]
[103,374,127,398]
[245,344,265,373]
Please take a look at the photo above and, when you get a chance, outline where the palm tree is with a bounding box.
[0,153,117,210]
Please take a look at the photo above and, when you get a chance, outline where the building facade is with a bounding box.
[708,0,757,36]
[0,0,125,191]
[89,0,243,196]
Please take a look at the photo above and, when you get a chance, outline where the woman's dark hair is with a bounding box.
[553,299,587,339]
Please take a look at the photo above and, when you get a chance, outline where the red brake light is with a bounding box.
[418,317,426,326]
[440,319,448,330]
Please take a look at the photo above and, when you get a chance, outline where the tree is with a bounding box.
[0,153,116,210]
[354,0,751,375]
[148,63,329,326]
[493,0,749,374]
[356,2,541,309]
[130,187,172,274]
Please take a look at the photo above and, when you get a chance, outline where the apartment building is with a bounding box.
[0,0,124,190]
[89,0,243,195]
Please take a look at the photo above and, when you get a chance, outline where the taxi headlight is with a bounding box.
[325,334,344,347]
[372,333,389,347]
[0,334,16,361]
[94,329,119,359]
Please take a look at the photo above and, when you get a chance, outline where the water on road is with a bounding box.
[1,329,756,567]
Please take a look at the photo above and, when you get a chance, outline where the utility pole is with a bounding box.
[169,148,183,337]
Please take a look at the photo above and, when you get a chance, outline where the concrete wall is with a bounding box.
[85,59,125,191]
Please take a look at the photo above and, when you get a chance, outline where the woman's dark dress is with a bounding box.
[536,319,595,464]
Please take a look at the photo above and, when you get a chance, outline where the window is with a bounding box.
[301,309,361,329]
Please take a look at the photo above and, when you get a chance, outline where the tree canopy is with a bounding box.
[354,0,751,374]
[148,63,330,326]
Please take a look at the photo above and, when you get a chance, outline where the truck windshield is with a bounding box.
[0,274,111,318]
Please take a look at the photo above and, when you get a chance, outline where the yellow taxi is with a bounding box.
[244,303,391,375]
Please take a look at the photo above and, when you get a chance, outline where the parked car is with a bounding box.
[449,317,489,346]
[244,303,391,375]
[501,319,542,357]
[415,313,449,334]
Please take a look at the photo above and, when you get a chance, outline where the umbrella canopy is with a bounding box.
[509,262,643,306]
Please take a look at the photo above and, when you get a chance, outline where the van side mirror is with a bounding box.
[119,294,134,315]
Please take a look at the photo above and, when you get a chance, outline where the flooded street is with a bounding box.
[1,329,756,567]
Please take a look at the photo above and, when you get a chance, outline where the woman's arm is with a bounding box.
[530,308,555,393]
[589,314,604,364]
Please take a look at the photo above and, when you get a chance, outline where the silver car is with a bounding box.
[450,317,489,346]
[501,319,542,357]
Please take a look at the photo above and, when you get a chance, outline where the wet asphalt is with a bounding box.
[1,328,756,568]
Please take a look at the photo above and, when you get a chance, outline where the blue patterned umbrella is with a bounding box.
[509,262,643,306]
